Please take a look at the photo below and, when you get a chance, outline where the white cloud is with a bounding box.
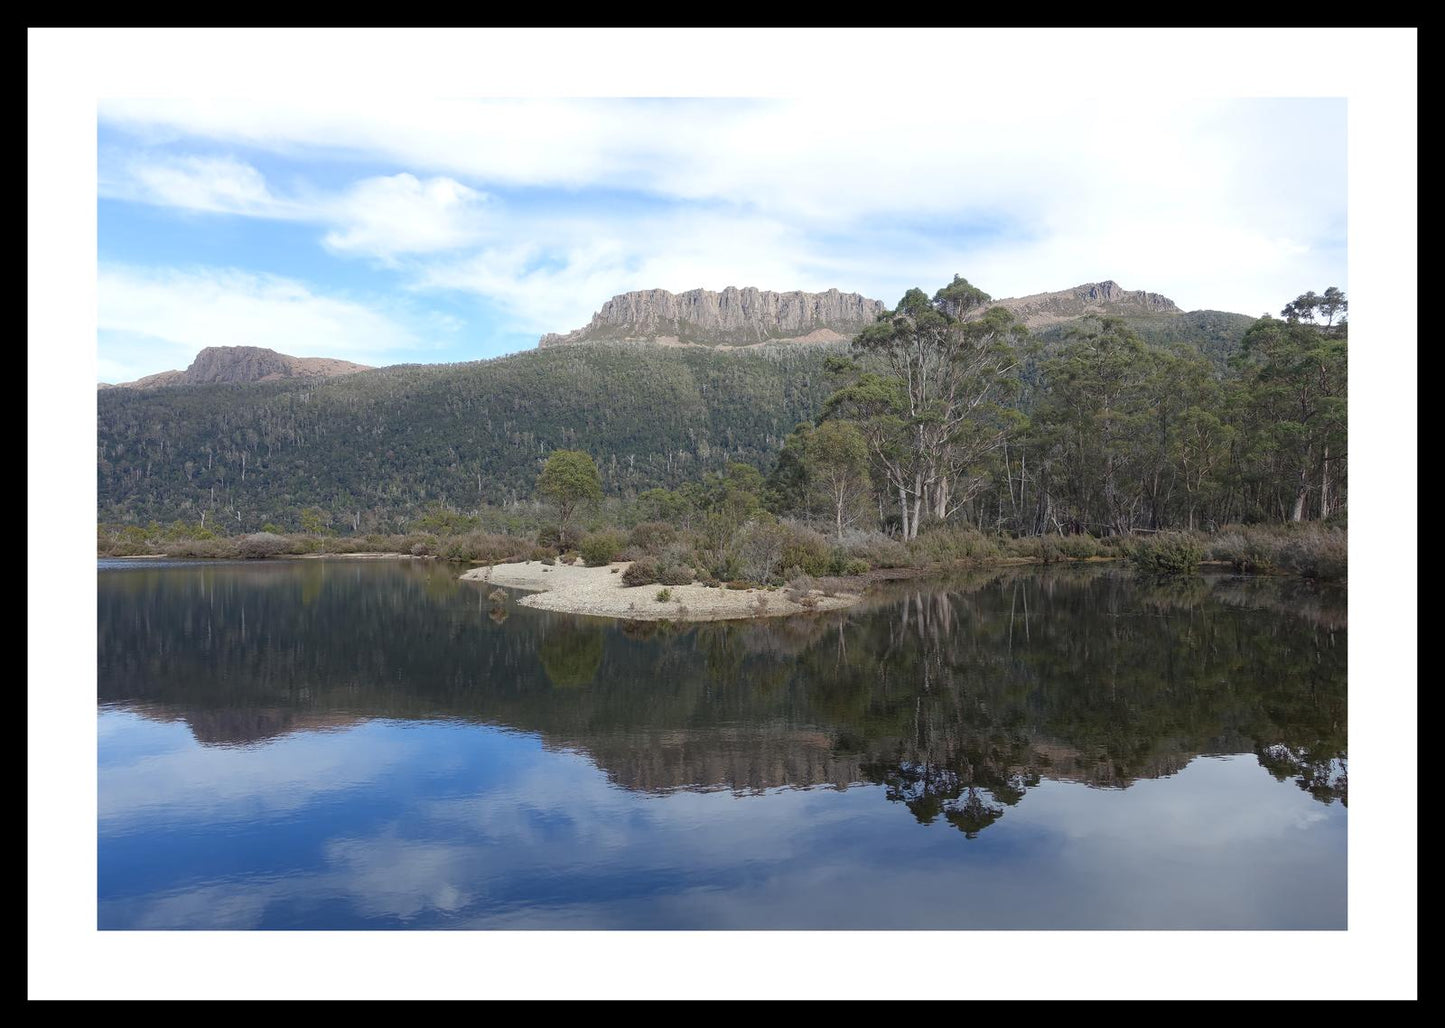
[98,97,1348,342]
[320,173,490,260]
[98,264,425,378]
[120,154,297,218]
[103,154,493,260]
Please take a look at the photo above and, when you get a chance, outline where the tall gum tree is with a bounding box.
[823,277,1024,539]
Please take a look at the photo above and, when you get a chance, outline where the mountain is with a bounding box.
[967,280,1181,329]
[96,280,1257,529]
[101,346,372,389]
[97,341,844,528]
[538,286,885,348]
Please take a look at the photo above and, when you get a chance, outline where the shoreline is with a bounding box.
[461,561,862,621]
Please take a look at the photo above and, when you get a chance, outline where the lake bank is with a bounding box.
[461,560,862,621]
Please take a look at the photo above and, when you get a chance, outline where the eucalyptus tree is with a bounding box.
[1232,302,1347,521]
[536,449,602,538]
[822,277,1025,539]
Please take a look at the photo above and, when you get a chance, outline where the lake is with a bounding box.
[97,558,1346,929]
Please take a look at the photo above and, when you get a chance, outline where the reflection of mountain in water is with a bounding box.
[99,561,1347,836]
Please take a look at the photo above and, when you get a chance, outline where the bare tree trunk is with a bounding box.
[1320,445,1330,519]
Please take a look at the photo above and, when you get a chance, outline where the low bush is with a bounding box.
[580,529,627,566]
[655,587,672,602]
[1127,533,1204,574]
[160,537,239,559]
[623,559,659,586]
[441,531,532,564]
[628,521,677,551]
[237,532,290,560]
[780,525,831,576]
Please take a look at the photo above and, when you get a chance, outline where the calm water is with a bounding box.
[97,558,1346,929]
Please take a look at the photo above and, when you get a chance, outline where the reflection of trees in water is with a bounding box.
[538,623,604,688]
[100,563,1347,834]
[864,761,1017,837]
[1257,743,1348,806]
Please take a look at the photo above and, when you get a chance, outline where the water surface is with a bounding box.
[98,559,1346,929]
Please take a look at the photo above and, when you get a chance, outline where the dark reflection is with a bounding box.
[98,560,1347,837]
[539,623,605,689]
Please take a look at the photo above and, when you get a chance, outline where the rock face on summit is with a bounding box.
[538,287,885,348]
[104,346,372,389]
[968,281,1181,329]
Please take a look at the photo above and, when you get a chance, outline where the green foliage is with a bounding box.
[628,521,678,551]
[655,587,672,602]
[779,524,831,576]
[412,502,480,535]
[98,341,842,529]
[537,449,602,530]
[1126,533,1205,574]
[580,529,627,566]
[440,532,533,564]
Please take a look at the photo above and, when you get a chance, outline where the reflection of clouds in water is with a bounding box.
[423,750,870,870]
[1022,756,1342,847]
[99,727,1346,930]
[324,834,477,920]
[99,717,411,828]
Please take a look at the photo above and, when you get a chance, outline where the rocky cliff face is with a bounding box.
[538,286,885,348]
[104,346,372,389]
[968,280,1181,329]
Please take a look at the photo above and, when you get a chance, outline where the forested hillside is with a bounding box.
[97,341,844,530]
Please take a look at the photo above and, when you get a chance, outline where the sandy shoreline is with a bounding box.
[460,560,861,621]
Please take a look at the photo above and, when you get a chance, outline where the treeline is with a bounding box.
[767,279,1345,539]
[97,276,1340,558]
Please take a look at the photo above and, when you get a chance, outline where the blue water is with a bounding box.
[97,559,1347,929]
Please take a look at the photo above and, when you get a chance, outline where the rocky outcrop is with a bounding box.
[538,286,885,348]
[104,346,372,389]
[967,280,1181,329]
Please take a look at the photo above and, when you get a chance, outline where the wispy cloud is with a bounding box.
[97,96,1348,363]
[104,153,493,261]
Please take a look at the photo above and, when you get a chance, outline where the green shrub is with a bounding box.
[1127,533,1204,574]
[655,587,672,602]
[780,525,831,576]
[658,563,694,586]
[580,529,627,566]
[628,521,677,551]
[909,525,1001,563]
[845,533,909,569]
[842,557,870,576]
[441,531,531,564]
[537,524,583,551]
[623,559,659,586]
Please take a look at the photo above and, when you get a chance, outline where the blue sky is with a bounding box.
[96,95,1347,382]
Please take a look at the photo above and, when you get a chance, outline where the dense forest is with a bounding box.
[97,342,842,531]
[97,278,1341,554]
